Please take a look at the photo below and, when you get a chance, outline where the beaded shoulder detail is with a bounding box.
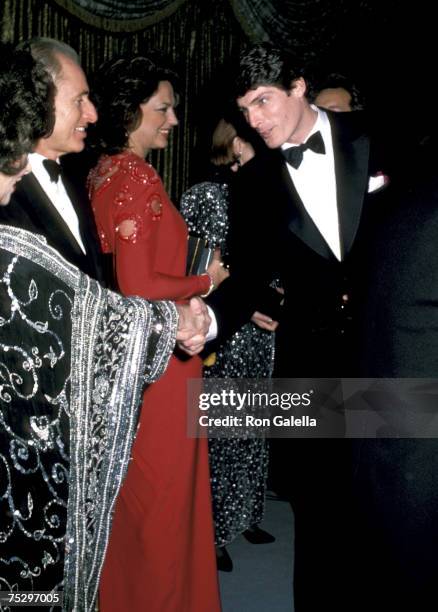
[88,151,159,198]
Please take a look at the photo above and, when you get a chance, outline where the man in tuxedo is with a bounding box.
[207,43,389,610]
[211,43,388,377]
[0,37,107,284]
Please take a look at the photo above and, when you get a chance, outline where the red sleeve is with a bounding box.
[94,162,210,301]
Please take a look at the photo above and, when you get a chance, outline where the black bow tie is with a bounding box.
[281,131,326,169]
[43,159,62,183]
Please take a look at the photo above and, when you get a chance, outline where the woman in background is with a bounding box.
[181,112,277,572]
[88,55,226,612]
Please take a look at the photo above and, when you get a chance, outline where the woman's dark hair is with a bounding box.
[91,54,179,154]
[0,43,54,175]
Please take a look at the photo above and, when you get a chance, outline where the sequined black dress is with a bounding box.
[181,178,274,546]
[0,226,177,610]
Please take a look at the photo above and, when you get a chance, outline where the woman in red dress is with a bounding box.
[88,56,225,612]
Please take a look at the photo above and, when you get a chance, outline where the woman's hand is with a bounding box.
[206,249,230,289]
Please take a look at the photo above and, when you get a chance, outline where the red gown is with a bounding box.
[88,151,220,612]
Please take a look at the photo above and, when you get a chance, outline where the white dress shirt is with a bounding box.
[281,106,341,260]
[29,152,86,253]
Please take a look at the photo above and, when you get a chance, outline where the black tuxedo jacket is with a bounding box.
[362,172,438,376]
[208,110,389,376]
[352,169,438,611]
[0,163,108,285]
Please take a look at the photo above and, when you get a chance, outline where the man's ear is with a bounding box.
[290,77,306,98]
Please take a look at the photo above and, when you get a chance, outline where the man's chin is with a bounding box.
[262,135,280,149]
[71,138,86,153]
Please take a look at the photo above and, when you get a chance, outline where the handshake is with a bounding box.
[176,297,212,356]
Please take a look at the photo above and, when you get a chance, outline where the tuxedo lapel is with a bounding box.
[279,160,335,260]
[4,171,105,283]
[329,113,370,257]
[19,173,86,265]
[61,171,103,273]
[273,113,370,261]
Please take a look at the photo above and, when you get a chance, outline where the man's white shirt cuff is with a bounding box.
[206,305,218,341]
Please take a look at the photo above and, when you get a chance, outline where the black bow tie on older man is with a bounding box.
[281,131,326,169]
[43,159,63,183]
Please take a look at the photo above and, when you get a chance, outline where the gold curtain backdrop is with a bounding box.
[0,0,247,201]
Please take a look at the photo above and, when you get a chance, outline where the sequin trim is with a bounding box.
[0,226,177,609]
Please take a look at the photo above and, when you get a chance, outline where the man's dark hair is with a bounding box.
[234,43,304,99]
[0,43,54,175]
[311,71,365,111]
[90,54,179,154]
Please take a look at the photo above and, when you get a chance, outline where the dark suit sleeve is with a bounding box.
[207,157,283,344]
[61,171,111,287]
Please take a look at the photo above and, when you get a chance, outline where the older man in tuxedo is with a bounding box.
[0,37,107,284]
[207,43,389,611]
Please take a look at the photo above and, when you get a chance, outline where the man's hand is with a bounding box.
[251,311,279,332]
[176,297,211,355]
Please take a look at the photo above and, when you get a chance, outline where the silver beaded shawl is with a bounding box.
[0,226,177,611]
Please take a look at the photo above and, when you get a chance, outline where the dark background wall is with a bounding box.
[0,0,434,200]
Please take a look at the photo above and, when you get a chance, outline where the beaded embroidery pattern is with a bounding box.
[0,226,177,610]
[88,152,163,250]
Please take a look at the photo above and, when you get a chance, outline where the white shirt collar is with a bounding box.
[28,153,87,254]
[281,105,330,151]
[280,105,341,260]
[29,152,61,189]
